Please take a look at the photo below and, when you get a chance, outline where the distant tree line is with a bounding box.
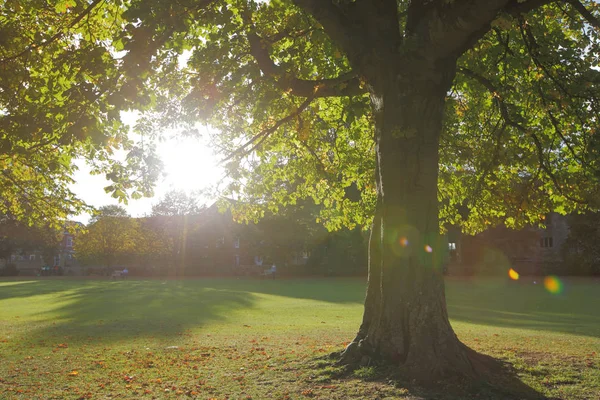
[74,191,368,277]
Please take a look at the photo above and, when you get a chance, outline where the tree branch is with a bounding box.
[245,30,365,98]
[0,0,105,64]
[535,84,588,168]
[264,27,316,44]
[567,0,600,30]
[410,0,553,62]
[405,0,510,61]
[505,0,556,17]
[220,95,315,164]
[458,66,587,204]
[290,0,363,63]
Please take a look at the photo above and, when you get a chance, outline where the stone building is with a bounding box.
[449,212,571,276]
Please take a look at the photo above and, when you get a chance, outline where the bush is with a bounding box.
[0,263,19,276]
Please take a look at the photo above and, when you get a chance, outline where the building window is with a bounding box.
[66,237,73,247]
[234,237,240,249]
[54,255,60,265]
[29,254,36,261]
[17,255,24,261]
[67,254,73,260]
[216,237,225,248]
[234,255,240,266]
[448,242,456,250]
[540,237,554,248]
[302,251,310,259]
[11,255,16,261]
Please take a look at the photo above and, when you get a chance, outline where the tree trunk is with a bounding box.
[343,60,476,380]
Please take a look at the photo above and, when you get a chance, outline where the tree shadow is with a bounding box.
[445,277,600,338]
[313,353,549,400]
[0,279,71,300]
[0,277,365,346]
[215,277,366,303]
[1,280,255,343]
[2,277,597,346]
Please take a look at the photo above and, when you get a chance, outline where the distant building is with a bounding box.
[0,222,82,276]
[449,213,570,276]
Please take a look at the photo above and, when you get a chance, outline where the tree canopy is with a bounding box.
[1,1,162,228]
[3,0,600,232]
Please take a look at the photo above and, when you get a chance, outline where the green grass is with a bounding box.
[0,277,598,399]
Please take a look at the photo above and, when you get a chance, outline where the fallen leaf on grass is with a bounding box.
[68,370,79,376]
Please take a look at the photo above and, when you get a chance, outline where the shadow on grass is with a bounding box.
[0,279,74,300]
[216,277,600,338]
[211,277,366,303]
[0,280,255,343]
[0,277,367,303]
[446,278,600,338]
[1,277,598,343]
[310,355,549,400]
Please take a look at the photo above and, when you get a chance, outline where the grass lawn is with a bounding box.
[0,277,599,399]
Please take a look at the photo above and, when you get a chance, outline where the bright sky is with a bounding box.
[70,117,223,223]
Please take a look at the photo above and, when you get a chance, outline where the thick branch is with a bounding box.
[265,27,316,44]
[505,0,556,17]
[406,0,510,61]
[246,31,365,98]
[567,0,600,30]
[410,0,553,62]
[290,0,362,63]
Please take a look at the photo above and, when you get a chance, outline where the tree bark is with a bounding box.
[343,58,476,380]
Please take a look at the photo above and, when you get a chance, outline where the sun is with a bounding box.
[70,116,223,221]
[158,133,223,194]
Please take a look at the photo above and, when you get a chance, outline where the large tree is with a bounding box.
[5,0,600,383]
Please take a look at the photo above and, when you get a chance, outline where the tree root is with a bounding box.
[336,339,545,399]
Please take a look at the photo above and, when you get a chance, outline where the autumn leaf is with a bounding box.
[68,370,79,376]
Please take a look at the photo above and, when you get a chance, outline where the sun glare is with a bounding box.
[159,135,222,193]
[71,114,223,222]
[544,276,563,294]
[508,268,520,280]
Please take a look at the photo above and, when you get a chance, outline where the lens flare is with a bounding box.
[543,276,563,294]
[508,268,520,280]
[399,237,409,247]
[424,245,433,253]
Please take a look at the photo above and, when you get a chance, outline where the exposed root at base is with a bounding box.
[335,340,545,399]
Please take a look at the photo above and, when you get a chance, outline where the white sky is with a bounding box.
[70,120,223,223]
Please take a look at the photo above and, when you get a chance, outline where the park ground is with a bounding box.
[0,277,599,399]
